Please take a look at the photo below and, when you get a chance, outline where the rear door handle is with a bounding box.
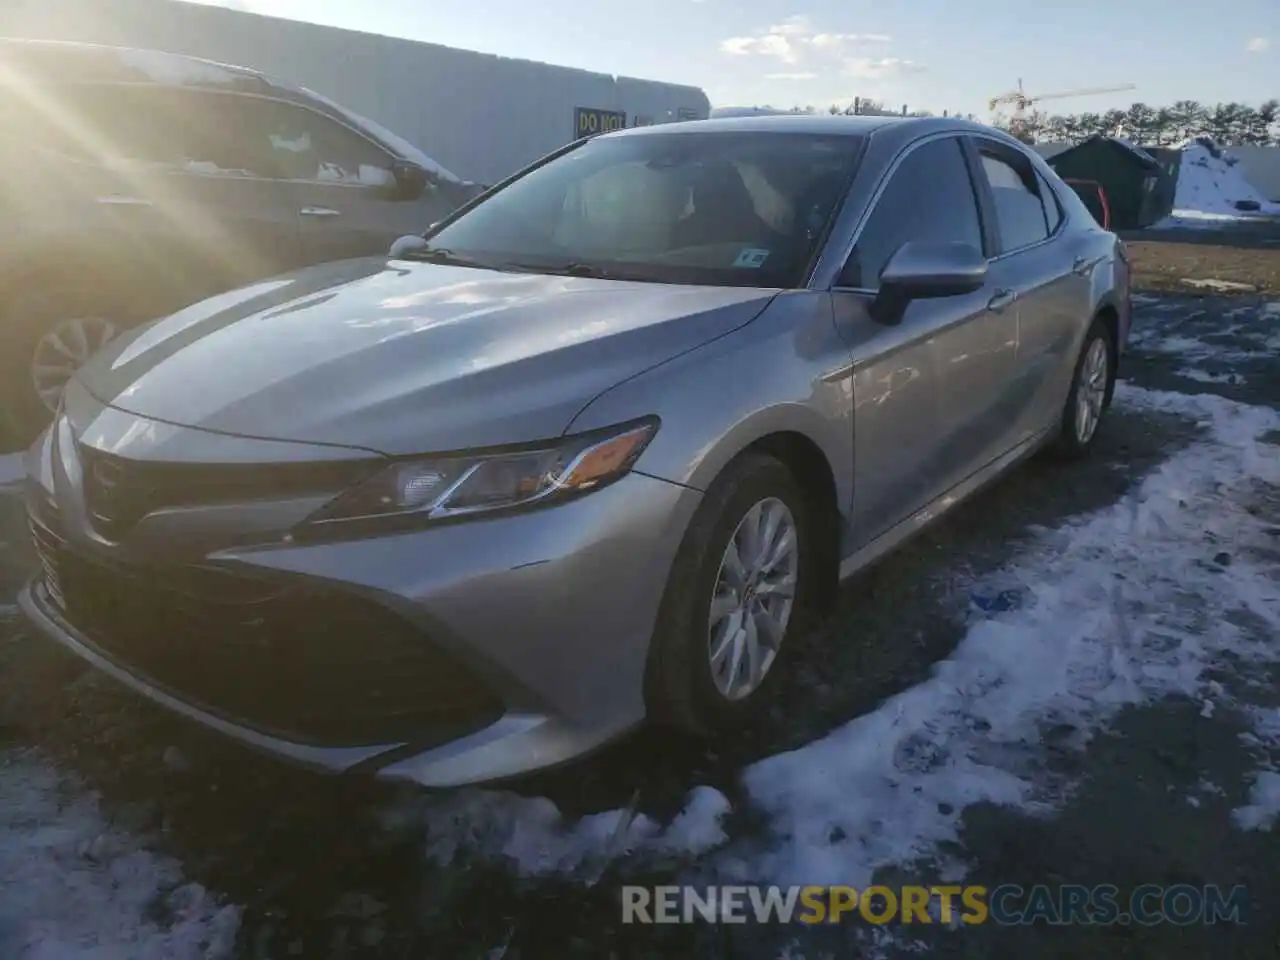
[1072,256,1095,276]
[987,288,1017,313]
[300,206,341,218]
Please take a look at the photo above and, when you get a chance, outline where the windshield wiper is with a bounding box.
[400,246,501,270]
[507,261,610,279]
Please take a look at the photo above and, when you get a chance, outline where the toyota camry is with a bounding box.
[19,115,1130,787]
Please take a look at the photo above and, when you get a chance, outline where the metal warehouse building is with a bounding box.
[1,0,711,185]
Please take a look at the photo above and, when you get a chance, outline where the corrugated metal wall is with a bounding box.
[1,0,711,185]
[1225,145,1280,202]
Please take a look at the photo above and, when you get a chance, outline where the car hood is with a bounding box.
[80,258,777,455]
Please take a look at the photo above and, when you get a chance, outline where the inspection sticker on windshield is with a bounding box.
[733,248,770,268]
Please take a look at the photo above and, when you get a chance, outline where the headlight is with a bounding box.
[304,418,658,527]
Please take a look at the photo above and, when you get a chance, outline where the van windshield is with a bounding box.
[425,129,864,288]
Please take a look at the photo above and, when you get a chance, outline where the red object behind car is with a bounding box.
[1064,179,1111,230]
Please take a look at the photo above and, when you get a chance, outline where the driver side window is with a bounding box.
[841,137,984,290]
[554,161,686,253]
[213,97,397,186]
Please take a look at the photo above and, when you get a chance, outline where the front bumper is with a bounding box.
[19,468,702,788]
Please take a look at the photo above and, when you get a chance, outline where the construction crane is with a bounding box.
[988,80,1137,138]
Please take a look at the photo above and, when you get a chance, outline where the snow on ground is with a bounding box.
[1126,299,1280,374]
[1230,706,1280,830]
[725,385,1280,887]
[0,751,240,958]
[1232,773,1280,831]
[401,385,1280,891]
[1155,139,1280,228]
[0,454,24,488]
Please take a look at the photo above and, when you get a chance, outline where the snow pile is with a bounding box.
[391,783,732,882]
[1156,137,1280,227]
[1232,772,1280,831]
[0,752,241,958]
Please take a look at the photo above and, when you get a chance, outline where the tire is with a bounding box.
[645,452,819,735]
[1053,316,1115,459]
[0,283,127,450]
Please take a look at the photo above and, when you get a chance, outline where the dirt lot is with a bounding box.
[1128,235,1280,296]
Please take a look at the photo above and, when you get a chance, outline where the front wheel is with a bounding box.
[1,287,125,449]
[646,452,817,735]
[1053,317,1115,459]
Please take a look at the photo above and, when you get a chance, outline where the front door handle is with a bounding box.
[300,206,341,218]
[987,288,1017,313]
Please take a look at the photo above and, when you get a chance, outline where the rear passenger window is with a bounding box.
[43,84,228,169]
[980,152,1050,252]
[842,137,984,289]
[1037,171,1063,234]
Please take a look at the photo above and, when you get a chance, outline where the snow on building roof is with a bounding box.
[1154,139,1280,227]
[1108,136,1157,166]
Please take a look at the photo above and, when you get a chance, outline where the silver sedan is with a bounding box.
[19,115,1130,787]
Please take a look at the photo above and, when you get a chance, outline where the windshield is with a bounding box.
[426,130,863,288]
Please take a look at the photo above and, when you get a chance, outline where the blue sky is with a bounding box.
[197,0,1275,117]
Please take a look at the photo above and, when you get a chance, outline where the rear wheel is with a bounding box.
[646,452,818,735]
[1053,317,1115,459]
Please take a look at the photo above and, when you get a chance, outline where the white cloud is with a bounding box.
[1245,37,1270,52]
[768,14,814,36]
[764,71,819,80]
[843,57,925,79]
[810,32,891,53]
[721,33,799,61]
[721,16,894,63]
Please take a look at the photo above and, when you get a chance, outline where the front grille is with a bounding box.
[30,519,503,747]
[76,446,382,540]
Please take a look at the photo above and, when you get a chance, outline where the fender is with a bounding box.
[565,293,854,513]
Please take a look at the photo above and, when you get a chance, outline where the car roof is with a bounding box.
[0,37,270,90]
[0,37,406,153]
[595,113,1010,142]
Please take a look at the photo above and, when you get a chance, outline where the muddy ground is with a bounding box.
[1126,223,1280,296]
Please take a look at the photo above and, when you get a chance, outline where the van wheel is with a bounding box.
[0,287,125,449]
[646,452,817,735]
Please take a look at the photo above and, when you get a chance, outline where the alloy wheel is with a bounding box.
[30,316,119,412]
[1074,336,1109,445]
[707,496,799,701]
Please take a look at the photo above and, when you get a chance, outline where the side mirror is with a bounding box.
[868,241,987,326]
[387,159,430,201]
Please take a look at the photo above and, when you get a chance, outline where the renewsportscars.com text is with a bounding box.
[621,884,1248,926]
